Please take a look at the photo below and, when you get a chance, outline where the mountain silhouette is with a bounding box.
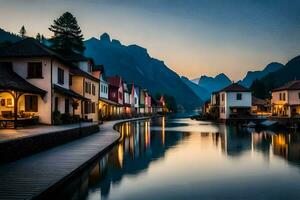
[84,33,202,109]
[239,62,284,87]
[193,73,232,94]
[181,76,210,101]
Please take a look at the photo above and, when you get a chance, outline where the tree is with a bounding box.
[49,12,85,54]
[19,25,26,38]
[250,79,268,99]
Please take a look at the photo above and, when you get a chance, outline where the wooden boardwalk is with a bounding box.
[0,117,149,200]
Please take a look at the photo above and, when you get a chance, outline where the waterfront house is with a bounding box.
[63,51,99,122]
[271,80,300,118]
[218,83,252,120]
[92,65,118,120]
[123,82,131,115]
[0,38,87,126]
[145,91,151,114]
[128,83,138,114]
[139,89,146,114]
[107,76,124,116]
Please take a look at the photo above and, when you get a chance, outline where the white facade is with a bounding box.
[100,75,109,99]
[271,90,300,117]
[219,91,252,119]
[0,57,76,124]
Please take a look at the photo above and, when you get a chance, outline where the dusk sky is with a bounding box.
[0,0,300,80]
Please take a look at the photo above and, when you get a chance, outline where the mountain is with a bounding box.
[0,28,20,44]
[196,73,232,94]
[84,33,202,109]
[181,76,210,101]
[239,62,284,87]
[259,55,300,91]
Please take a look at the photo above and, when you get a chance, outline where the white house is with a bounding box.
[0,38,87,125]
[218,83,252,120]
[271,80,300,118]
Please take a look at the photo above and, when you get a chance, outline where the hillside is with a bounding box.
[239,62,284,87]
[181,76,210,101]
[84,33,202,109]
[260,55,300,91]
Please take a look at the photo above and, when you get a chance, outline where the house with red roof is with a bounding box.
[107,76,124,116]
[271,80,300,118]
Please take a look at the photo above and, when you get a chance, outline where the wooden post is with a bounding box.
[13,92,17,129]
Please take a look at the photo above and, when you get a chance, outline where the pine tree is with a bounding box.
[49,12,85,54]
[19,25,26,38]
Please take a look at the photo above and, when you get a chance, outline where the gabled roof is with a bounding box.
[272,80,300,92]
[70,68,99,82]
[53,84,88,100]
[0,62,47,96]
[107,76,122,87]
[123,82,129,92]
[0,38,75,68]
[219,83,250,92]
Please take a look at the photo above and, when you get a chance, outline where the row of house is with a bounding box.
[0,38,166,128]
[204,80,300,121]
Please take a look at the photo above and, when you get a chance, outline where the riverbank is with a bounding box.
[0,116,152,200]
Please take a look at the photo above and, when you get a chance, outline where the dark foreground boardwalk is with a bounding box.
[0,117,149,200]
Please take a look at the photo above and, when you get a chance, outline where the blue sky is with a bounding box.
[0,0,299,80]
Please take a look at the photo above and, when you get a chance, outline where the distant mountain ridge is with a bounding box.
[194,73,232,94]
[181,76,210,101]
[238,62,284,87]
[84,33,202,109]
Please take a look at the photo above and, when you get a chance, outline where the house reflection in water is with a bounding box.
[63,117,186,199]
[219,125,300,166]
[54,119,300,200]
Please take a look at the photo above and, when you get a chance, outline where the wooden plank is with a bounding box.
[0,117,149,200]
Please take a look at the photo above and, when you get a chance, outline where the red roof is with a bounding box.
[107,76,122,87]
[272,80,300,92]
[219,83,250,92]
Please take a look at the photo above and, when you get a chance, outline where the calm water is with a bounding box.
[58,116,300,200]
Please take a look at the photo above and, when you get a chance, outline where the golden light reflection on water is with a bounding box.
[63,118,300,200]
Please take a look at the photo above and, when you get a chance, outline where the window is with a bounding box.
[112,92,116,98]
[92,84,96,95]
[283,93,286,101]
[101,84,103,93]
[65,99,69,114]
[221,93,225,101]
[85,82,91,94]
[135,97,137,104]
[119,91,123,99]
[58,68,64,85]
[236,93,242,100]
[298,93,300,99]
[25,95,38,112]
[279,93,282,100]
[69,74,72,86]
[27,62,42,78]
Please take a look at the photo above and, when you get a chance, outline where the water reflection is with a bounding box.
[56,117,300,200]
